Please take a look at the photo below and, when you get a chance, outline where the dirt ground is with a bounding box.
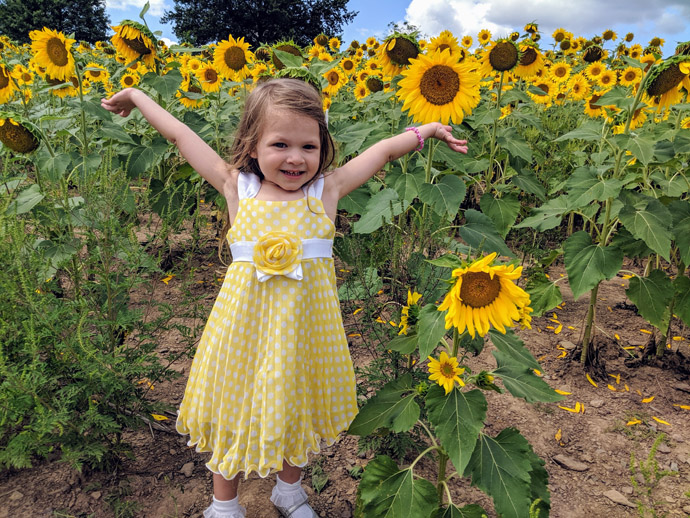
[2,221,689,518]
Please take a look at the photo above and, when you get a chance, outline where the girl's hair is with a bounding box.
[218,78,336,263]
[230,78,336,179]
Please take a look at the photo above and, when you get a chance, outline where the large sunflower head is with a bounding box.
[271,41,303,70]
[549,61,572,83]
[479,38,521,77]
[645,55,689,97]
[377,33,421,78]
[111,20,157,67]
[29,27,76,82]
[397,49,481,125]
[0,116,40,153]
[214,35,253,80]
[437,252,532,338]
[513,41,544,79]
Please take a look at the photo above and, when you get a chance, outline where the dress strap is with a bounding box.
[302,174,325,200]
[238,172,261,200]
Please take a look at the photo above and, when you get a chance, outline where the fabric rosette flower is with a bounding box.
[252,231,303,282]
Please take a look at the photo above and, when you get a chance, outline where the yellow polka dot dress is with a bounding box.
[176,173,358,480]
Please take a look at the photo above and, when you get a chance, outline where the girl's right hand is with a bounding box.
[101,88,139,117]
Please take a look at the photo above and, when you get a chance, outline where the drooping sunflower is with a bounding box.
[0,65,17,104]
[625,32,635,43]
[0,116,40,153]
[524,22,538,34]
[602,29,617,42]
[478,38,521,78]
[377,34,421,78]
[477,29,492,46]
[437,252,531,338]
[214,35,253,80]
[322,67,347,96]
[582,45,605,63]
[619,66,642,87]
[397,49,481,125]
[110,20,157,68]
[427,30,462,59]
[271,41,303,70]
[649,37,664,48]
[645,56,690,111]
[461,35,473,49]
[29,27,76,81]
[427,351,465,395]
[196,63,223,92]
[398,290,422,336]
[513,42,545,79]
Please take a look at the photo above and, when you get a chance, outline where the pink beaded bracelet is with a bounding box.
[405,126,424,151]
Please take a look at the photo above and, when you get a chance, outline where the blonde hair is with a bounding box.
[218,78,336,262]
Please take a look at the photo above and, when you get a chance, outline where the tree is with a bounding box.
[0,0,110,44]
[160,0,357,47]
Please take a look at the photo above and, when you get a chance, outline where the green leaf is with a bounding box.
[390,167,424,203]
[650,171,688,197]
[353,188,406,234]
[497,127,532,162]
[36,149,71,182]
[670,199,690,265]
[426,386,487,474]
[464,429,533,518]
[653,140,676,164]
[526,277,563,317]
[489,330,542,371]
[480,193,520,238]
[554,120,604,142]
[418,175,466,218]
[594,85,636,110]
[359,456,438,518]
[626,135,656,166]
[387,334,418,354]
[347,374,419,436]
[564,166,623,208]
[618,196,672,261]
[139,0,150,18]
[100,121,137,145]
[514,197,569,231]
[425,254,463,269]
[418,304,449,358]
[673,276,690,327]
[626,270,674,333]
[459,209,513,257]
[127,145,157,178]
[272,49,304,68]
[511,168,545,201]
[435,504,488,518]
[493,350,564,403]
[338,186,370,215]
[142,69,183,98]
[6,184,44,215]
[81,99,112,120]
[338,267,382,301]
[564,231,623,300]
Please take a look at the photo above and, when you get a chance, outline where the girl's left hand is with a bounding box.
[434,124,468,154]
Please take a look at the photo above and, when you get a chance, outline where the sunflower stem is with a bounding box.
[451,327,460,358]
[580,282,600,363]
[420,138,437,233]
[437,449,449,505]
[485,70,505,188]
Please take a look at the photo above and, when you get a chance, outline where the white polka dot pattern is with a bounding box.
[176,194,357,480]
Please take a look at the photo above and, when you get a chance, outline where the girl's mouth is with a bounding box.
[281,170,304,177]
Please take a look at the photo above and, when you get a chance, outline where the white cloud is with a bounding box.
[105,0,169,17]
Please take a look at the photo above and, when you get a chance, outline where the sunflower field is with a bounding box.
[1,6,690,518]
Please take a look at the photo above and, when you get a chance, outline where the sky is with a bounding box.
[104,0,690,56]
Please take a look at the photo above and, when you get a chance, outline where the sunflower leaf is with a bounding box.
[418,175,466,218]
[493,350,564,403]
[480,193,520,238]
[673,276,690,327]
[418,304,449,358]
[514,197,568,231]
[554,119,604,142]
[618,195,672,261]
[426,385,487,474]
[6,184,44,215]
[142,69,182,98]
[387,333,418,354]
[489,330,541,370]
[670,199,690,265]
[525,276,563,317]
[564,166,624,208]
[459,209,513,257]
[433,504,488,518]
[564,231,623,300]
[353,188,407,234]
[347,374,419,436]
[358,456,437,518]
[626,270,674,334]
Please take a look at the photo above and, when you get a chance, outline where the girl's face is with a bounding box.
[250,109,321,192]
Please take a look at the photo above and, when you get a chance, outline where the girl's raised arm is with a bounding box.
[330,122,468,199]
[101,88,235,199]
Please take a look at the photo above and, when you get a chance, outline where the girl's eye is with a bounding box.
[303,144,317,150]
[273,142,287,148]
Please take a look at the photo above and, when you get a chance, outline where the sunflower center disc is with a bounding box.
[366,76,383,92]
[225,46,246,70]
[647,64,685,96]
[0,68,9,88]
[437,44,450,53]
[327,71,340,85]
[47,37,69,66]
[489,42,518,71]
[123,75,135,86]
[459,271,501,308]
[520,47,537,66]
[123,36,151,56]
[343,60,354,70]
[420,65,460,105]
[386,37,418,66]
[440,363,454,377]
[624,70,637,82]
[205,69,218,83]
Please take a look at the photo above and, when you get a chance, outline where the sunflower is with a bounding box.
[613,106,649,134]
[110,20,156,68]
[602,29,617,41]
[322,67,347,95]
[176,75,205,108]
[639,53,658,72]
[514,42,544,79]
[84,62,108,83]
[377,34,421,78]
[582,45,605,63]
[314,34,329,47]
[566,73,590,101]
[120,71,140,88]
[214,35,253,80]
[625,32,635,43]
[365,74,384,93]
[354,81,368,101]
[681,116,690,129]
[328,37,341,51]
[340,56,358,76]
[461,35,473,49]
[649,37,664,48]
[528,79,556,107]
[549,61,571,83]
[477,29,492,46]
[437,252,531,338]
[524,22,538,34]
[0,65,17,104]
[428,30,462,59]
[583,93,606,119]
[619,66,642,87]
[427,351,465,395]
[0,117,40,153]
[478,39,520,77]
[366,37,378,47]
[628,44,643,60]
[12,64,34,86]
[398,290,422,336]
[552,28,568,43]
[196,63,223,92]
[47,75,79,98]
[272,41,303,70]
[397,49,481,125]
[29,27,76,81]
[596,69,617,89]
[584,62,605,81]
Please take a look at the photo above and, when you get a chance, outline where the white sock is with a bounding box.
[202,495,245,518]
[271,476,314,518]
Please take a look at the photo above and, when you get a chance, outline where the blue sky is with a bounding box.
[104,0,690,56]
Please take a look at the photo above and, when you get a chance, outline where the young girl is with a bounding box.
[102,78,467,518]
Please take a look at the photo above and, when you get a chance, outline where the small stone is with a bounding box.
[682,505,690,514]
[561,340,576,351]
[665,496,675,504]
[90,491,102,500]
[657,442,671,453]
[169,449,176,455]
[180,461,195,478]
[553,454,589,472]
[603,489,636,508]
[671,433,683,442]
[8,491,23,501]
[621,486,634,495]
[589,399,605,408]
[670,461,679,472]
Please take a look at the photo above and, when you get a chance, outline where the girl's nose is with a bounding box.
[286,149,303,164]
